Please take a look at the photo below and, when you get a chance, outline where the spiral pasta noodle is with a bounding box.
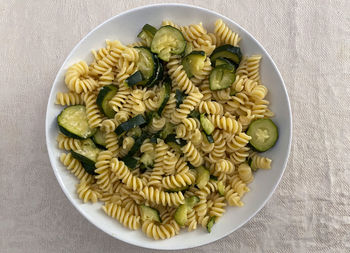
[65,61,99,94]
[214,19,241,46]
[182,141,203,167]
[95,150,114,193]
[237,163,254,184]
[167,55,197,94]
[59,153,94,183]
[55,92,84,106]
[249,152,272,170]
[76,180,102,203]
[84,92,104,128]
[198,100,224,115]
[103,202,141,230]
[180,23,207,42]
[171,91,203,124]
[142,219,179,240]
[56,133,81,151]
[162,170,196,190]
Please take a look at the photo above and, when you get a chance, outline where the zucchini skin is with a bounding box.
[57,105,96,139]
[96,85,118,118]
[115,115,147,135]
[157,80,171,115]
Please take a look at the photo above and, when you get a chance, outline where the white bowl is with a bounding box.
[45,3,292,250]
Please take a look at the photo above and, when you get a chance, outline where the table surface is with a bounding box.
[1,0,349,252]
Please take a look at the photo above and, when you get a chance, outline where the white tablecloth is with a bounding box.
[1,0,349,252]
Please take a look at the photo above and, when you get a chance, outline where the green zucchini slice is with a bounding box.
[181,51,206,78]
[140,205,161,223]
[71,139,102,175]
[96,85,118,118]
[183,42,193,56]
[204,133,214,143]
[136,47,158,85]
[207,216,216,233]
[151,26,186,61]
[188,110,200,119]
[200,114,215,135]
[174,204,188,226]
[247,119,278,152]
[217,181,225,196]
[137,24,157,46]
[92,128,107,149]
[209,64,236,91]
[214,57,236,68]
[57,105,96,139]
[115,115,146,135]
[140,152,154,170]
[157,81,171,115]
[195,166,210,189]
[210,44,242,66]
[175,89,186,108]
[159,122,175,139]
[126,71,144,87]
[121,156,138,169]
[185,196,200,209]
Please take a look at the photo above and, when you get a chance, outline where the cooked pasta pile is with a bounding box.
[55,19,275,240]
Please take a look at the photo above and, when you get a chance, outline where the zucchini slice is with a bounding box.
[140,205,161,223]
[188,110,200,119]
[140,152,154,169]
[182,51,206,78]
[115,115,147,135]
[137,24,157,46]
[164,134,187,146]
[92,128,107,149]
[121,156,138,169]
[127,126,142,138]
[217,181,225,196]
[210,175,218,181]
[57,105,96,139]
[126,71,144,87]
[71,139,102,175]
[159,122,175,139]
[204,132,214,143]
[165,185,189,192]
[185,196,200,209]
[209,64,236,91]
[174,204,188,226]
[175,89,186,108]
[210,44,242,66]
[247,119,278,152]
[151,26,186,61]
[96,85,118,118]
[195,166,210,189]
[147,55,163,87]
[248,158,258,172]
[207,216,216,233]
[183,42,193,56]
[214,57,236,68]
[157,81,171,115]
[200,114,215,135]
[136,47,158,85]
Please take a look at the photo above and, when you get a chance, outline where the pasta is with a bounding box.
[214,19,241,46]
[54,19,276,240]
[55,92,84,106]
[65,61,99,94]
[56,133,81,151]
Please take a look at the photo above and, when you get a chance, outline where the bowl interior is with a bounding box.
[46,3,292,250]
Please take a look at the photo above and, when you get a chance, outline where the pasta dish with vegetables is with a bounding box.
[55,19,278,240]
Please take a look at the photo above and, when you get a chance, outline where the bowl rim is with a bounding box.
[45,3,292,250]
